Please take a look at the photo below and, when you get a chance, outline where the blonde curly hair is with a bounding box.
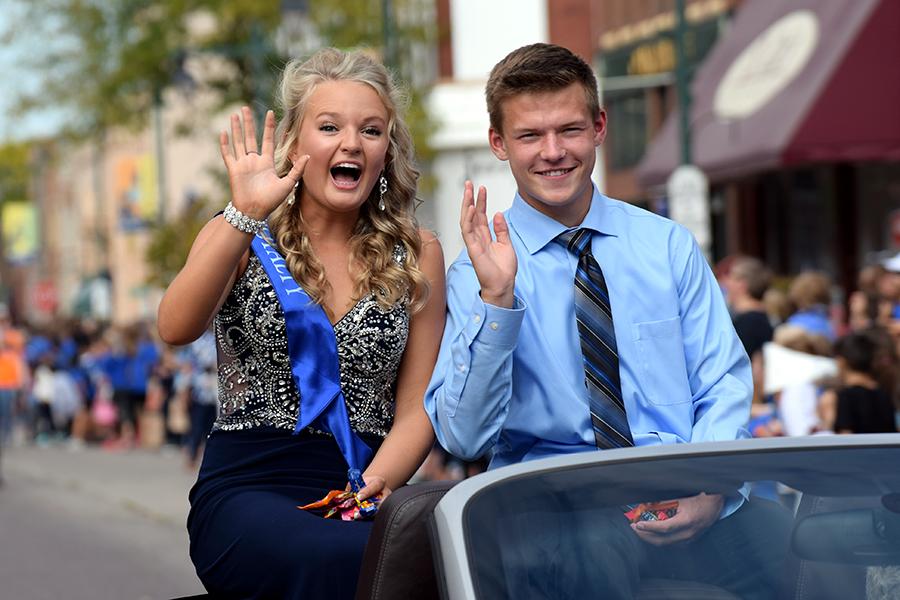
[267,48,429,314]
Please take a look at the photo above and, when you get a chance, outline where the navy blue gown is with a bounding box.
[188,429,383,599]
[188,253,411,599]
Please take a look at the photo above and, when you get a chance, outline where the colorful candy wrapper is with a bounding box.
[298,468,381,521]
[347,469,379,519]
[624,500,679,524]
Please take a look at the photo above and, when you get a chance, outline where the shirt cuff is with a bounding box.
[721,485,749,520]
[463,295,525,348]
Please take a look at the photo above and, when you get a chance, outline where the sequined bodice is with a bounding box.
[213,250,410,438]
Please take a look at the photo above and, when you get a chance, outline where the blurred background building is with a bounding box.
[0,0,898,324]
[427,0,603,263]
[631,0,900,298]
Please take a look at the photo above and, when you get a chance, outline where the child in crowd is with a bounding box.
[786,271,836,341]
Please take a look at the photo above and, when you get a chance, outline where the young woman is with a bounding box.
[158,48,445,599]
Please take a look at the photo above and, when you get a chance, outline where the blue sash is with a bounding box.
[250,226,373,471]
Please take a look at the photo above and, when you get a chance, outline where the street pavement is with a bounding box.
[0,442,207,600]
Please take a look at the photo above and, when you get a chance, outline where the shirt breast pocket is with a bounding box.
[632,317,691,405]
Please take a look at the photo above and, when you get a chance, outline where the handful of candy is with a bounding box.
[298,469,380,521]
[624,500,679,524]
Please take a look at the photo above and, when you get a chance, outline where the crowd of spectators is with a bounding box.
[719,252,900,440]
[0,313,217,471]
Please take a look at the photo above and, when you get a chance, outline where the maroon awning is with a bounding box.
[636,0,900,187]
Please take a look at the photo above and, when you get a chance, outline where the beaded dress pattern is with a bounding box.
[213,245,410,438]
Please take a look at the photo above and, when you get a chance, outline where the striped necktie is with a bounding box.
[555,228,634,449]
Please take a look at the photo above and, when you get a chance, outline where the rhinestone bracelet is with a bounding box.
[223,201,266,235]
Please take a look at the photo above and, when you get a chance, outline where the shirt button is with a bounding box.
[458,363,467,372]
[489,322,499,331]
[473,314,481,323]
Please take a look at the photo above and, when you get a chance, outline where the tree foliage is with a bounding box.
[3,0,284,138]
[5,0,436,140]
[144,196,215,289]
[0,142,32,204]
[0,141,35,302]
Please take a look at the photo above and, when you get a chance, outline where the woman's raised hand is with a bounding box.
[219,106,309,220]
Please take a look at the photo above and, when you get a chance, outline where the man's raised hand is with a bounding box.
[459,181,517,308]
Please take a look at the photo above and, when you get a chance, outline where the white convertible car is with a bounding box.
[357,434,900,600]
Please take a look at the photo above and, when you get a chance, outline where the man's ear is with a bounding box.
[488,127,509,161]
[593,108,608,147]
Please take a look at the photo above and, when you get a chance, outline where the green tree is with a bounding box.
[144,196,215,288]
[0,142,31,205]
[0,141,34,306]
[3,0,284,137]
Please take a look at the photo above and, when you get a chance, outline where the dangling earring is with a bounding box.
[287,179,299,206]
[378,175,387,211]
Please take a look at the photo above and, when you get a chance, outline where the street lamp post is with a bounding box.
[152,86,167,225]
[249,21,269,127]
[382,0,397,71]
[151,50,196,227]
[674,0,692,166]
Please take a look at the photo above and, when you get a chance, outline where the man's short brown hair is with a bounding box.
[485,43,600,134]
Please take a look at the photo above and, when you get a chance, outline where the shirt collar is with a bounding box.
[508,185,622,255]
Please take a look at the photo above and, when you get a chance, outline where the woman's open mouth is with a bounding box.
[330,162,362,190]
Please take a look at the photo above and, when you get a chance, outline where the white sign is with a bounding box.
[714,10,819,120]
[667,165,710,254]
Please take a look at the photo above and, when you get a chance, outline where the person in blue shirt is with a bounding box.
[785,270,836,342]
[425,43,789,599]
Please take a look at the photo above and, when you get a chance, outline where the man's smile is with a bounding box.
[534,166,576,178]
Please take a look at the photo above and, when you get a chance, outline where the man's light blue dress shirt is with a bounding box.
[425,187,752,469]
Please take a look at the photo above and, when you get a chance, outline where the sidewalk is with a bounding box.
[3,442,197,526]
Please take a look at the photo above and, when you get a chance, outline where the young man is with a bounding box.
[725,256,774,359]
[425,43,787,599]
[724,256,774,405]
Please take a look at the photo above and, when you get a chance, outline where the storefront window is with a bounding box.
[606,90,647,170]
[786,169,837,276]
[856,163,900,261]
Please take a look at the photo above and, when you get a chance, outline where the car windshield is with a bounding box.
[458,442,900,600]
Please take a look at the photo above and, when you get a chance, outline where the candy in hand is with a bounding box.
[347,468,379,519]
[297,469,381,521]
[624,501,679,524]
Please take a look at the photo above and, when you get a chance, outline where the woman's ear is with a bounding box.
[288,138,304,164]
